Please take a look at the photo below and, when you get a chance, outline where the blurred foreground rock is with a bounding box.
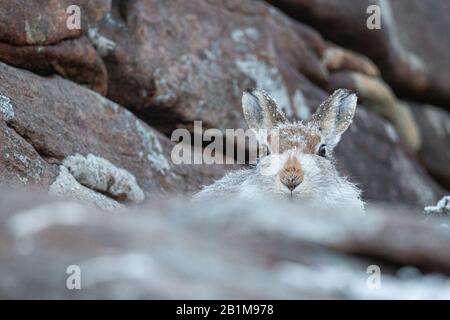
[0,188,449,299]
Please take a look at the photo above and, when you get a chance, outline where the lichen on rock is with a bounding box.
[49,166,122,211]
[62,153,145,203]
[0,94,14,121]
[134,120,171,174]
[48,153,146,211]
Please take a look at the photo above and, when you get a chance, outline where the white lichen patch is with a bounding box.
[424,196,450,216]
[24,20,42,44]
[385,123,399,142]
[13,152,29,166]
[231,27,259,43]
[63,153,145,203]
[49,166,122,211]
[292,90,310,120]
[87,27,116,57]
[0,94,14,121]
[236,54,292,117]
[135,120,171,174]
[424,106,448,138]
[152,67,178,105]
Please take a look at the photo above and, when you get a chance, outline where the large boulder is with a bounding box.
[268,0,450,108]
[0,0,111,94]
[0,37,107,94]
[335,108,442,207]
[0,0,110,45]
[0,62,226,207]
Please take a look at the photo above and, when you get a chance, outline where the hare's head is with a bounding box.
[242,88,360,204]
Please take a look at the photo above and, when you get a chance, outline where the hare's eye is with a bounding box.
[318,144,326,157]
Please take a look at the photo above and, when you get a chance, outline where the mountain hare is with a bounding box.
[195,88,364,211]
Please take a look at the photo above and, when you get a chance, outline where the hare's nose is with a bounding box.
[280,155,304,192]
[284,180,301,191]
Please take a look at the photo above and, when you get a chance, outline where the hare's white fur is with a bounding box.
[195,88,364,212]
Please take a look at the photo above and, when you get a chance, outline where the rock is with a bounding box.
[335,107,442,207]
[49,166,122,211]
[0,0,111,46]
[411,103,450,189]
[62,153,145,203]
[0,37,107,95]
[95,0,328,133]
[322,45,379,77]
[315,44,442,204]
[268,0,450,108]
[0,62,227,206]
[0,118,57,187]
[0,0,110,94]
[1,189,450,299]
[328,71,421,151]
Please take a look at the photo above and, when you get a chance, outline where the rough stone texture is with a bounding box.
[0,62,227,200]
[96,0,328,133]
[1,189,450,299]
[322,45,380,77]
[0,37,108,95]
[62,153,145,203]
[0,0,111,46]
[0,1,110,94]
[411,103,450,190]
[268,0,450,108]
[0,119,57,188]
[334,108,442,207]
[49,166,122,211]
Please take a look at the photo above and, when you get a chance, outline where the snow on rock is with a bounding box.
[425,196,450,216]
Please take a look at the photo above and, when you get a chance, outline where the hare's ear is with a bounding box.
[242,88,288,138]
[311,89,357,148]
